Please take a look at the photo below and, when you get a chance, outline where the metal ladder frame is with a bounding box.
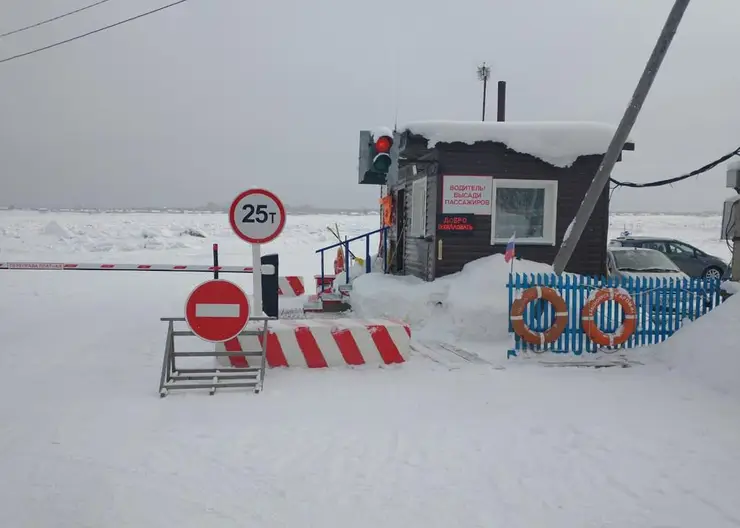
[158,316,273,397]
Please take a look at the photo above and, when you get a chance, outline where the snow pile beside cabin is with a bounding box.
[401,120,629,168]
[350,254,555,343]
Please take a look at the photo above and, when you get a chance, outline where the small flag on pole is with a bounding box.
[504,233,516,263]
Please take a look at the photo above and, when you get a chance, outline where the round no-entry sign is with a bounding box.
[185,279,250,342]
[229,188,286,244]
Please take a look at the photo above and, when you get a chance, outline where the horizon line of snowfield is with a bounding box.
[0,206,725,217]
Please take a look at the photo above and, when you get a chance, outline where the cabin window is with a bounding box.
[490,179,558,245]
[409,177,427,237]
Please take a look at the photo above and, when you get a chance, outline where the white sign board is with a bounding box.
[229,188,286,244]
[441,175,493,215]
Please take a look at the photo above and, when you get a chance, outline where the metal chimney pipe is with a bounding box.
[497,81,507,122]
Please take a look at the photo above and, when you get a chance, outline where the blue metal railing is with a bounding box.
[315,226,389,291]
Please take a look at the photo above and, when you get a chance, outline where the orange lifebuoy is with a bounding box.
[510,286,569,347]
[333,247,345,275]
[581,288,637,347]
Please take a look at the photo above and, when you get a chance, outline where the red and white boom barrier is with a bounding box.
[0,262,275,274]
[0,262,304,295]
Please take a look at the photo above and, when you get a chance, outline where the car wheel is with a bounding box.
[702,266,723,280]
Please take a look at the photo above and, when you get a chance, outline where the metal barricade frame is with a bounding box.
[158,316,274,397]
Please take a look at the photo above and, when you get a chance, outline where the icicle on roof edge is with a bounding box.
[399,120,633,168]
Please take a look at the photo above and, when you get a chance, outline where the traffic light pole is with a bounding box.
[552,0,691,275]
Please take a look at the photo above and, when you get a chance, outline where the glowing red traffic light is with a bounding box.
[375,136,392,154]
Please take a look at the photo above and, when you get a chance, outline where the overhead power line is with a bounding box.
[610,147,740,189]
[0,0,190,65]
[0,0,115,39]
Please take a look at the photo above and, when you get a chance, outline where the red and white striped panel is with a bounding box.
[277,276,305,297]
[216,318,411,368]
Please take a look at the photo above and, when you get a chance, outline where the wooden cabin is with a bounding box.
[381,121,634,280]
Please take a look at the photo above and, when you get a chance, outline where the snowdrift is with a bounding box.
[350,254,553,343]
[721,281,740,295]
[40,220,73,238]
[654,291,740,398]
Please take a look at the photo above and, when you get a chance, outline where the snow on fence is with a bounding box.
[507,273,725,356]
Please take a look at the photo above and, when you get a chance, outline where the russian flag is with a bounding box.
[504,233,516,263]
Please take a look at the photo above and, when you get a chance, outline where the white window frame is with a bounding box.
[490,179,558,246]
[409,177,427,238]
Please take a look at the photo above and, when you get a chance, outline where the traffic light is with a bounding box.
[359,128,397,185]
[371,134,393,173]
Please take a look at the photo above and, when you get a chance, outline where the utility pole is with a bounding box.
[477,62,491,121]
[728,164,740,282]
[552,0,692,275]
[732,203,740,282]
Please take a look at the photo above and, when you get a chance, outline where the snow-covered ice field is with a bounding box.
[1,210,739,528]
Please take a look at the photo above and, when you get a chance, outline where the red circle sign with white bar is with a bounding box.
[185,279,250,342]
[229,188,286,244]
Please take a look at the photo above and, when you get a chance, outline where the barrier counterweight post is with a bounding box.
[212,244,219,279]
[261,253,279,319]
[252,243,263,316]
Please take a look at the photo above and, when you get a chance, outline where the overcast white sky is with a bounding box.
[1,0,738,212]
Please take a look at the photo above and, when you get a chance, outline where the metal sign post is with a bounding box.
[252,243,263,316]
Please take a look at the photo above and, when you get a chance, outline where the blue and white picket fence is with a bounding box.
[507,273,724,356]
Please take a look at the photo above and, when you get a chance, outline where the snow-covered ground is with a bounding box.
[1,210,739,528]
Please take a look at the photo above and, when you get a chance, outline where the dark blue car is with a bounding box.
[609,236,730,280]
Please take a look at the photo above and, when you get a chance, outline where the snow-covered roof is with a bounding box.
[400,120,632,168]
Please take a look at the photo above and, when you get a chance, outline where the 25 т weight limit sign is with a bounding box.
[229,188,286,244]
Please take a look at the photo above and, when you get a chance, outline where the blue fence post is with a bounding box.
[506,272,516,358]
[365,234,371,273]
[507,273,514,333]
[320,251,325,295]
[344,236,350,284]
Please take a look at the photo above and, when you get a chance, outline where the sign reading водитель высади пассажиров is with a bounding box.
[441,175,492,215]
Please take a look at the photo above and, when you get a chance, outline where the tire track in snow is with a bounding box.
[410,339,498,369]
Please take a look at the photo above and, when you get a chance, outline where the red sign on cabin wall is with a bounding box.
[437,214,475,235]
